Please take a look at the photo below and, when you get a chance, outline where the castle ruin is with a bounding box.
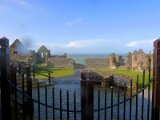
[85,50,152,71]
[9,39,153,71]
[85,53,125,69]
[9,39,75,68]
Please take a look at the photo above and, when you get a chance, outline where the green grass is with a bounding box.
[95,68,152,88]
[35,67,75,80]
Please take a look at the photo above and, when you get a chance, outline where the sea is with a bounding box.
[68,54,127,65]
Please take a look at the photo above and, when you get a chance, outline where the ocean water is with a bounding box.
[68,54,127,65]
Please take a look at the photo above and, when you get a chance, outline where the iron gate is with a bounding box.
[0,37,160,120]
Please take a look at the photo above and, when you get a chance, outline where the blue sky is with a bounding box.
[0,0,160,54]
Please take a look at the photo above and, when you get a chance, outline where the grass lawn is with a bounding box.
[95,68,153,88]
[35,67,75,80]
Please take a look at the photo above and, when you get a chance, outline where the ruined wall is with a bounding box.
[125,52,132,69]
[125,49,153,71]
[85,58,110,69]
[9,39,37,64]
[85,53,125,69]
[47,57,75,68]
[37,45,50,63]
[10,54,33,63]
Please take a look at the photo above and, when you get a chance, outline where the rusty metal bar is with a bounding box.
[153,39,160,120]
[129,78,132,120]
[13,66,18,120]
[111,86,113,120]
[60,89,62,120]
[104,90,107,120]
[22,73,25,120]
[147,59,151,120]
[98,90,100,120]
[48,72,51,84]
[123,83,126,120]
[37,82,41,120]
[32,67,35,80]
[67,90,70,120]
[135,75,139,120]
[141,70,145,120]
[152,42,156,120]
[74,91,77,120]
[117,86,120,120]
[45,86,48,120]
[52,87,55,120]
[81,80,87,120]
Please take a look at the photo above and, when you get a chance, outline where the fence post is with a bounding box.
[26,65,33,119]
[48,72,51,84]
[81,72,94,120]
[86,80,94,120]
[81,72,87,120]
[0,37,11,120]
[153,39,160,120]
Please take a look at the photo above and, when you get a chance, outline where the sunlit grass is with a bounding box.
[35,67,75,80]
[95,68,153,88]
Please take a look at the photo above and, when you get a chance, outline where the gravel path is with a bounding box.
[53,70,81,85]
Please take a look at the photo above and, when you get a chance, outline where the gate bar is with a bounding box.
[81,72,94,120]
[153,39,160,120]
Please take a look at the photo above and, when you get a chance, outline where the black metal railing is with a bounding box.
[6,59,154,120]
[1,37,160,120]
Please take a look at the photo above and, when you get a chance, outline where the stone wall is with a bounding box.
[85,58,110,69]
[85,50,152,71]
[9,39,37,64]
[37,45,50,63]
[125,52,132,69]
[47,57,75,68]
[85,53,125,69]
[9,39,153,71]
[9,39,74,68]
[125,49,152,71]
[10,54,33,63]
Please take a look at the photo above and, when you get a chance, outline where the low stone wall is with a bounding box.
[85,58,110,69]
[47,57,75,68]
[81,70,136,89]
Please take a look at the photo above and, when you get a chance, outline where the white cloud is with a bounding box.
[12,38,156,54]
[65,39,104,48]
[126,40,154,48]
[66,17,84,27]
[34,39,124,54]
[126,41,137,47]
[36,39,105,49]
